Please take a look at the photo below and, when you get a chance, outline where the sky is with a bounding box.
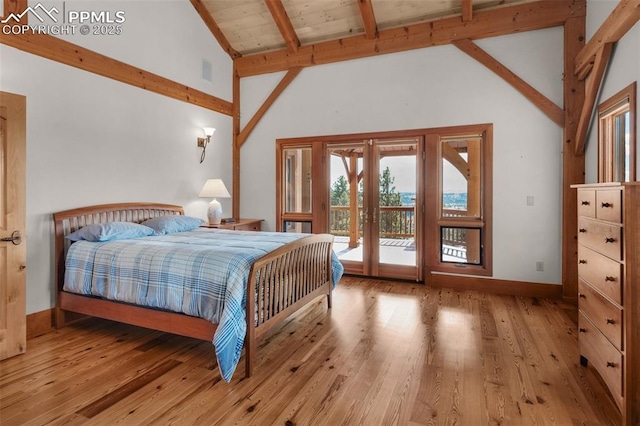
[330,155,468,194]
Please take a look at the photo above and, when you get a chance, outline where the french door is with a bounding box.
[328,137,422,280]
[277,124,491,281]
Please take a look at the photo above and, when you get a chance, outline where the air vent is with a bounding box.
[202,59,212,82]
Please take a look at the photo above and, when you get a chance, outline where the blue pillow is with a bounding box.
[141,215,204,235]
[66,222,156,242]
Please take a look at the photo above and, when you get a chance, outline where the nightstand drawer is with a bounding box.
[577,189,596,218]
[579,312,623,406]
[233,222,260,231]
[578,245,622,305]
[596,189,622,223]
[577,217,622,261]
[201,219,262,231]
[578,279,622,350]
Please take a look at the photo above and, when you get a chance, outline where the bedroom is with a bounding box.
[1,0,639,424]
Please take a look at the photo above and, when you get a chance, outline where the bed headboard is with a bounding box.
[53,202,184,296]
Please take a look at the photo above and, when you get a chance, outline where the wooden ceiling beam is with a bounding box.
[190,0,241,59]
[574,42,613,155]
[461,0,473,22]
[235,0,584,77]
[0,32,233,116]
[356,0,378,40]
[264,0,300,53]
[574,0,640,80]
[453,38,564,127]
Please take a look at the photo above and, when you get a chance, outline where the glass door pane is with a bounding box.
[328,143,365,267]
[283,147,312,213]
[376,140,418,267]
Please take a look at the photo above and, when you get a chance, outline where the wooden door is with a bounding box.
[0,91,27,360]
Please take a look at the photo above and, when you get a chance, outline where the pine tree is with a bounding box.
[330,175,350,206]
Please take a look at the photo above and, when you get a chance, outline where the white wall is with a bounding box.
[239,28,565,285]
[0,1,233,314]
[584,0,640,183]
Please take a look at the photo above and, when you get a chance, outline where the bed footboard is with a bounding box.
[244,234,334,376]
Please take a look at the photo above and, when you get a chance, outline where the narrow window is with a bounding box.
[433,127,492,276]
[598,82,636,182]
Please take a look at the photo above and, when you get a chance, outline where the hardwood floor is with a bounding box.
[0,277,621,425]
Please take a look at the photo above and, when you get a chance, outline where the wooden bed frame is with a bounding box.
[53,202,335,378]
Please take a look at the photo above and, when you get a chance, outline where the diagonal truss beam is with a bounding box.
[0,32,233,115]
[574,42,613,155]
[574,0,640,80]
[453,38,564,127]
[237,67,302,147]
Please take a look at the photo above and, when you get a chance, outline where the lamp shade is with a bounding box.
[199,179,230,198]
[203,127,216,137]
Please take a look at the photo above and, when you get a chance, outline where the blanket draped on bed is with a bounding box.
[63,229,343,381]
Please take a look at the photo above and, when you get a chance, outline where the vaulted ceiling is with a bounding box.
[189,0,580,77]
[196,0,530,56]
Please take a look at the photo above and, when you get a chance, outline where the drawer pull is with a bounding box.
[604,237,616,243]
[578,259,587,264]
[579,328,587,333]
[579,228,587,233]
[604,276,616,282]
[605,318,616,324]
[601,202,613,208]
[606,362,617,368]
[581,201,590,206]
[578,293,586,299]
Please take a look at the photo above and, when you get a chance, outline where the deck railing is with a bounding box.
[330,206,416,238]
[441,209,469,248]
[329,206,469,245]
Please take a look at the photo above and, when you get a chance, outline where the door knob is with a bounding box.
[0,231,22,245]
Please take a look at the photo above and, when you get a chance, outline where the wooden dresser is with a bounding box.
[574,183,639,425]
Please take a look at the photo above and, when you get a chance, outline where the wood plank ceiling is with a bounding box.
[195,0,532,63]
[200,0,527,56]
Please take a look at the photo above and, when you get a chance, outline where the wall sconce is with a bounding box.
[197,127,215,163]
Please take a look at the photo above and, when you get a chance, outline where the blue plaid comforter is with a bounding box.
[64,228,343,381]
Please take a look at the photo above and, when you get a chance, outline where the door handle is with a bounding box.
[1,231,22,245]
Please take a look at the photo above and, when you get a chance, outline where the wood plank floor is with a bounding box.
[0,277,621,425]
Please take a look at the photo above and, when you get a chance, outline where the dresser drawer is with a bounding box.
[578,245,622,305]
[577,189,596,218]
[578,279,623,350]
[577,217,622,261]
[596,189,622,223]
[579,312,623,406]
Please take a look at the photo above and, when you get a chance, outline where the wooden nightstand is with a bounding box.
[201,219,262,231]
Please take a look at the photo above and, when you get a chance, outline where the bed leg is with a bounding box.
[327,289,332,309]
[245,328,255,378]
[55,307,67,329]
